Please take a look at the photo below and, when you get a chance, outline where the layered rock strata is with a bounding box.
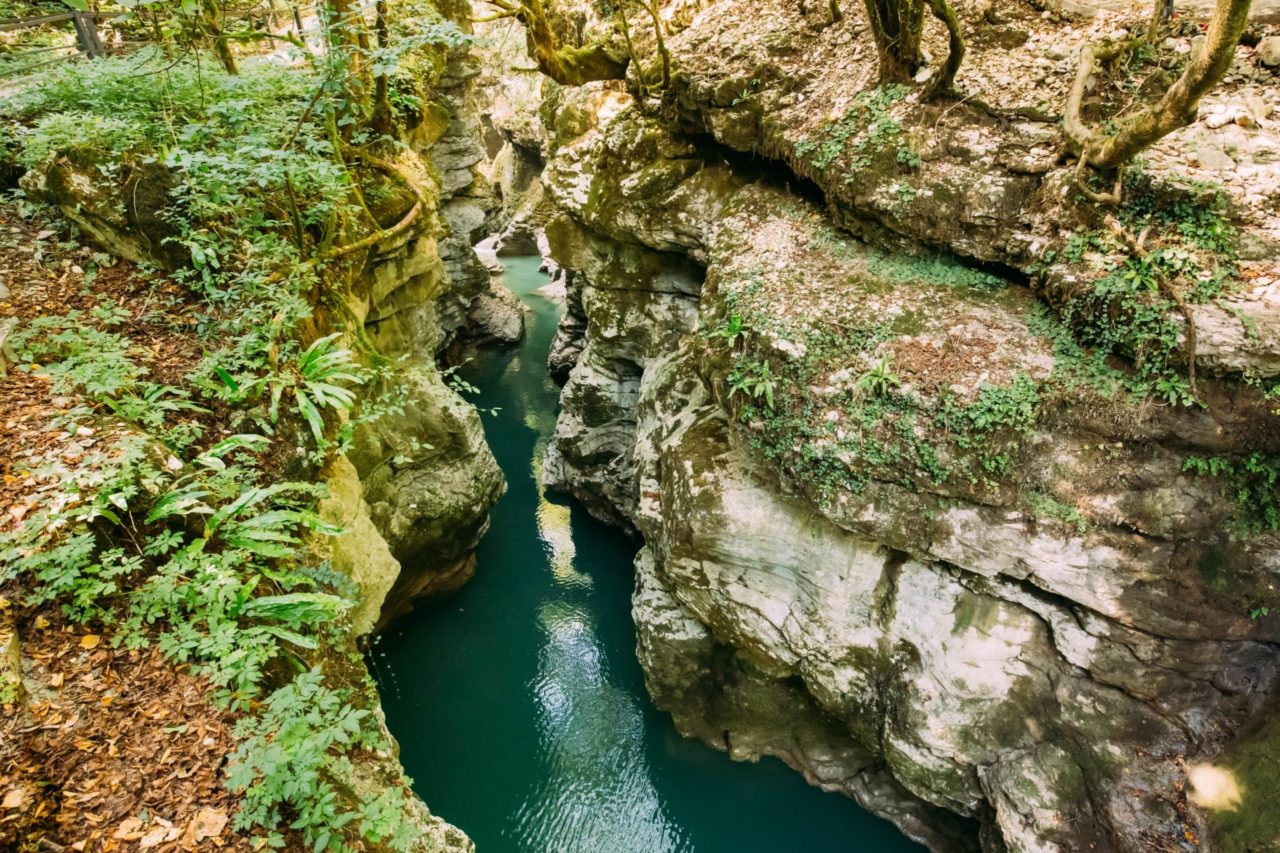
[540,84,1280,852]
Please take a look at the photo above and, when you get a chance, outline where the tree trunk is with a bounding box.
[517,0,628,84]
[1078,0,1251,170]
[924,0,965,95]
[203,0,238,74]
[862,0,924,83]
[640,0,671,90]
[370,0,393,135]
[326,0,373,117]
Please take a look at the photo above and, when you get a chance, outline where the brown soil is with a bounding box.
[0,202,263,852]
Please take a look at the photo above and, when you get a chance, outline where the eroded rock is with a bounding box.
[539,86,1280,852]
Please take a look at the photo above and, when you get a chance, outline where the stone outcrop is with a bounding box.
[649,0,1280,381]
[427,35,529,345]
[537,82,1280,852]
[474,15,561,260]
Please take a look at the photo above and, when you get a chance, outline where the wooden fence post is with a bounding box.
[71,11,103,58]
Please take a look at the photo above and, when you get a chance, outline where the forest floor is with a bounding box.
[0,200,255,852]
[673,0,1280,251]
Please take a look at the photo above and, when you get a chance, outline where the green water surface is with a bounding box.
[373,256,923,853]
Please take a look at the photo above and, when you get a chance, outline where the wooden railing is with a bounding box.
[0,9,124,78]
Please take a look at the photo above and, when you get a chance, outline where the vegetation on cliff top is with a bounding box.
[0,1,472,848]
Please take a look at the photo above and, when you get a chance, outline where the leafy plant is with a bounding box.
[729,359,778,408]
[794,84,916,175]
[711,313,746,348]
[857,355,900,396]
[211,333,366,442]
[227,669,414,852]
[1184,452,1280,532]
[292,335,366,441]
[1025,491,1090,533]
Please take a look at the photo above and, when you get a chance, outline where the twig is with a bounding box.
[1104,214,1198,395]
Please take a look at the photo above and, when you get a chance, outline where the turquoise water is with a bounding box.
[373,256,922,852]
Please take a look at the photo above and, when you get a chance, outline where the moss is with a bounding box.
[415,100,454,149]
[310,455,402,636]
[1202,711,1280,852]
[951,591,1006,636]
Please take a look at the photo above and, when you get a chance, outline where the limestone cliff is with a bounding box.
[533,73,1280,852]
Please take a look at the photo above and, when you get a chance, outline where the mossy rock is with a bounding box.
[22,152,187,269]
[1199,708,1280,852]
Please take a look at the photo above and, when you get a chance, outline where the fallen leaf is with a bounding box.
[195,808,227,839]
[113,818,145,841]
[140,825,168,848]
[79,634,100,649]
[2,785,28,810]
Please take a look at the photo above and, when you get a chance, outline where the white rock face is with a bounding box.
[540,88,1280,852]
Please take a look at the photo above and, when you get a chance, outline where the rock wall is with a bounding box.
[343,168,505,624]
[537,83,1280,852]
[650,0,1280,380]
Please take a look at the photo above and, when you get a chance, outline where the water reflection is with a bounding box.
[374,256,924,853]
[514,597,688,853]
[533,446,587,590]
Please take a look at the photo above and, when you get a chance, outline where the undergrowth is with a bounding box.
[708,302,1041,501]
[1040,172,1240,407]
[794,84,919,178]
[0,32,466,851]
[1184,453,1280,533]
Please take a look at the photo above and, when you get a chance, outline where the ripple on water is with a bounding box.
[374,256,924,853]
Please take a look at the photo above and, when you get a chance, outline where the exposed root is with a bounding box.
[1074,156,1124,206]
[923,0,965,99]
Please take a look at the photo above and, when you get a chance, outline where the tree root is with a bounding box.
[1065,0,1252,174]
[923,0,965,98]
[262,156,425,284]
[1074,156,1124,205]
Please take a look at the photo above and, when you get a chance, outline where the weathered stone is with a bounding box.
[465,277,526,344]
[349,366,504,581]
[538,87,1280,852]
[1258,36,1280,67]
[311,455,403,637]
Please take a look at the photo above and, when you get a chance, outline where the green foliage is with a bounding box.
[864,250,1006,291]
[1042,176,1238,404]
[857,355,900,396]
[1024,491,1090,533]
[937,375,1040,446]
[0,5,485,847]
[10,311,145,398]
[210,333,367,445]
[722,303,1043,501]
[794,84,917,176]
[227,669,414,852]
[728,358,778,408]
[1184,453,1280,533]
[710,313,746,347]
[0,317,398,848]
[0,50,420,850]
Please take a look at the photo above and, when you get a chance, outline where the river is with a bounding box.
[373,256,922,852]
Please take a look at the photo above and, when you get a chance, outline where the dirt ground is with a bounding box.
[0,202,257,853]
